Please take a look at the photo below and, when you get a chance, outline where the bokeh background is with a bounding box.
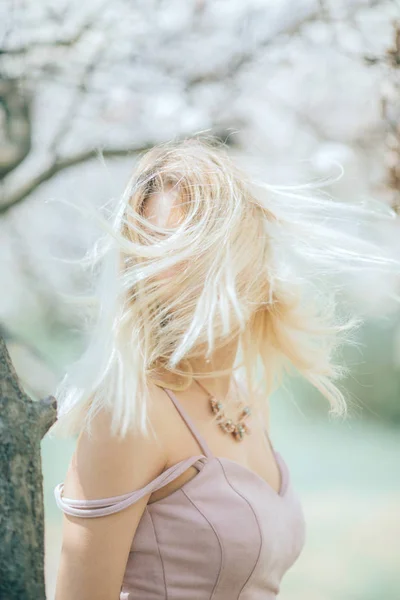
[1,1,400,599]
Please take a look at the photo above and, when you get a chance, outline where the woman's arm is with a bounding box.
[54,388,169,600]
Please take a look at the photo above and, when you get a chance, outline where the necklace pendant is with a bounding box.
[208,390,252,441]
[233,423,245,441]
[210,397,223,415]
[220,418,236,434]
[241,421,251,435]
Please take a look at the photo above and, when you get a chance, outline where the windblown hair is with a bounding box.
[48,135,399,440]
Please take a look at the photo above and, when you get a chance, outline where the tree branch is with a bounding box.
[0,128,239,215]
[0,143,154,215]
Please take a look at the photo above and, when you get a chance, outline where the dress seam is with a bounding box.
[216,458,263,600]
[147,507,168,600]
[181,488,224,600]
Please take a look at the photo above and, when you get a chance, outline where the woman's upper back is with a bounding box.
[54,382,306,599]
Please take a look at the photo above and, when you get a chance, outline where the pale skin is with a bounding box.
[54,186,280,600]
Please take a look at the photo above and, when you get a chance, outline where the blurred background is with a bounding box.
[1,1,400,599]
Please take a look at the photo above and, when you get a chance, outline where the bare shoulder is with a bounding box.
[55,382,171,600]
[63,381,170,500]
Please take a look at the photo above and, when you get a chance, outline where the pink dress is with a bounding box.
[54,387,306,599]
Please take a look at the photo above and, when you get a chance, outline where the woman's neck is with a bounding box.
[189,336,239,398]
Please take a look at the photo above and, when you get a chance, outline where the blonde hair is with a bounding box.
[47,134,400,440]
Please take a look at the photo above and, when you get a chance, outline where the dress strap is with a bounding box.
[54,454,207,518]
[162,387,214,459]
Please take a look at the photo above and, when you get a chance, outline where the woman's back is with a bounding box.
[54,380,306,599]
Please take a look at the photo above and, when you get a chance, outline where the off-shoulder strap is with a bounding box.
[162,387,214,459]
[54,454,207,518]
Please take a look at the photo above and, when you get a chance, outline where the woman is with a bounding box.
[50,136,397,599]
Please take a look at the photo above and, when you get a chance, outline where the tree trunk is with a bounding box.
[0,335,57,600]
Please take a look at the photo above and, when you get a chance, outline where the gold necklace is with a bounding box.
[195,377,252,442]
